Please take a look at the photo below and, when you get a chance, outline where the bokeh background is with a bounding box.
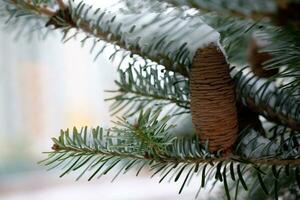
[0,1,216,199]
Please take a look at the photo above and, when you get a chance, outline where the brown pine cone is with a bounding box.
[190,43,238,154]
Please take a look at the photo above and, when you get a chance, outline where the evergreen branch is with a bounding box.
[0,0,54,39]
[3,0,192,76]
[106,63,190,116]
[233,67,300,131]
[0,1,265,78]
[242,94,300,131]
[157,0,276,21]
[4,0,299,81]
[224,165,299,200]
[2,0,203,76]
[41,109,300,199]
[159,0,300,31]
[256,27,300,88]
[109,61,300,131]
[52,0,192,76]
[9,0,55,16]
[110,108,176,157]
[5,0,300,132]
[42,109,300,168]
[202,14,262,65]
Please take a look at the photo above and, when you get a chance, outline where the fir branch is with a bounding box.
[233,67,300,131]
[111,108,175,157]
[0,0,54,39]
[256,27,300,88]
[158,0,275,20]
[53,0,191,76]
[41,109,300,199]
[5,0,300,132]
[41,109,300,169]
[0,1,264,76]
[9,0,55,16]
[3,0,191,75]
[158,0,300,29]
[106,64,190,116]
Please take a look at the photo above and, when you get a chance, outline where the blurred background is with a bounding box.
[0,1,216,199]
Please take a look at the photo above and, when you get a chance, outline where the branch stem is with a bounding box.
[113,89,190,110]
[53,145,300,167]
[10,0,55,16]
[55,0,66,10]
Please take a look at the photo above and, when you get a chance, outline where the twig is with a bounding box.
[10,0,55,16]
[52,145,300,166]
[243,96,300,131]
[56,0,67,10]
[39,5,55,16]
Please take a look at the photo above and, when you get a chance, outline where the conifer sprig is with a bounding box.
[106,64,190,117]
[41,109,300,199]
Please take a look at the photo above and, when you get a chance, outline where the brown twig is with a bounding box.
[55,0,67,10]
[243,96,300,131]
[10,0,55,16]
[53,144,300,166]
[39,5,55,16]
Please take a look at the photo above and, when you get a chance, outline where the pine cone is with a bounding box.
[190,43,238,154]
